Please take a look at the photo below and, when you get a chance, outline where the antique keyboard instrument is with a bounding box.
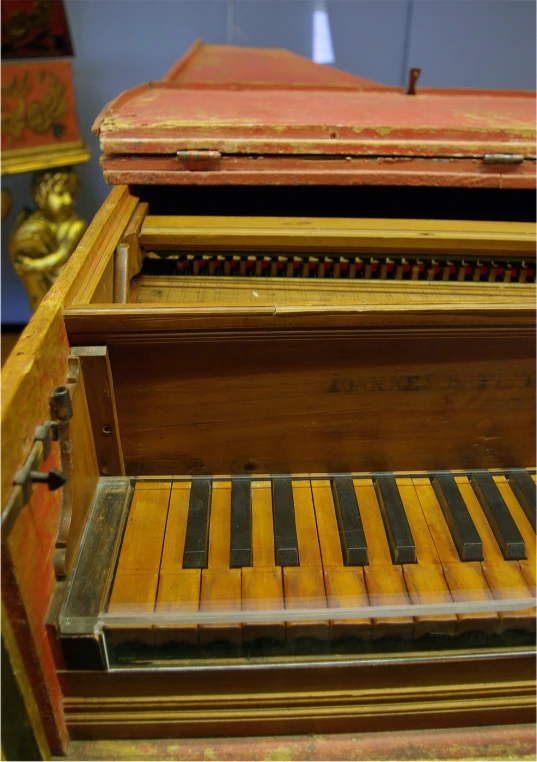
[1,43,536,756]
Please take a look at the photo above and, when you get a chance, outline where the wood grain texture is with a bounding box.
[355,479,414,639]
[65,189,139,306]
[199,481,241,644]
[241,480,285,642]
[99,330,535,476]
[59,652,536,738]
[108,482,170,646]
[140,215,536,256]
[455,476,535,633]
[89,255,114,305]
[115,202,148,303]
[398,478,457,636]
[60,359,99,577]
[412,478,498,635]
[134,276,535,308]
[156,482,200,645]
[0,189,136,753]
[312,479,371,639]
[70,347,125,477]
[283,481,328,640]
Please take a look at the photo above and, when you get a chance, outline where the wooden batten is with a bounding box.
[64,188,139,307]
[139,215,536,256]
[114,202,148,304]
[70,347,125,477]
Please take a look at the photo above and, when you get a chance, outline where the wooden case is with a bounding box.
[1,43,536,759]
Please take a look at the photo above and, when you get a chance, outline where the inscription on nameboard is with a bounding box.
[328,372,536,394]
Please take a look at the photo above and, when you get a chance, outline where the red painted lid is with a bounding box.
[93,41,536,188]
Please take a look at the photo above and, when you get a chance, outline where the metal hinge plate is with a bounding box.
[176,149,222,170]
[483,154,525,165]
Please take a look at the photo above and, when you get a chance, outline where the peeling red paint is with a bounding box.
[92,41,535,188]
[63,724,537,761]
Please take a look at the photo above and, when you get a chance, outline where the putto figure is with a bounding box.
[9,168,86,310]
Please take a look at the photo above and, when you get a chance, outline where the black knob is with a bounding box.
[29,468,67,491]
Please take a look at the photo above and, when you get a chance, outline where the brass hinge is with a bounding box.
[176,149,222,170]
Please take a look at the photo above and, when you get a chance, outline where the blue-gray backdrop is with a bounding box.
[2,0,535,324]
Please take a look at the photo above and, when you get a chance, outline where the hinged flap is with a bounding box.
[92,41,536,185]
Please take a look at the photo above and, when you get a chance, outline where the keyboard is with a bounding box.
[106,470,536,645]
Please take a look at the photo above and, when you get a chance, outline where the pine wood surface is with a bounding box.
[134,275,535,307]
[70,347,125,477]
[456,476,534,632]
[94,328,535,477]
[62,364,99,577]
[155,483,200,644]
[140,215,536,255]
[413,479,498,634]
[312,480,371,639]
[242,480,285,641]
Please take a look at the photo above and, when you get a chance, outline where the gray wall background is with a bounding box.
[2,0,535,324]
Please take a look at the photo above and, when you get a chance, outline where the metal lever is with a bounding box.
[28,469,67,491]
[406,67,421,95]
[3,387,72,535]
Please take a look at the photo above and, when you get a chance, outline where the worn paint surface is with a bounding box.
[163,42,393,89]
[92,41,535,187]
[101,155,535,189]
[95,88,535,153]
[61,724,536,761]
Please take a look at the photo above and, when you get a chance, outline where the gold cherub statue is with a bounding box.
[9,168,86,311]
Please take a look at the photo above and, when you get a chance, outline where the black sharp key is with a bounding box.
[271,477,299,566]
[431,474,483,562]
[374,475,415,564]
[331,476,368,565]
[183,478,212,568]
[508,470,536,531]
[230,478,252,567]
[470,473,526,560]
